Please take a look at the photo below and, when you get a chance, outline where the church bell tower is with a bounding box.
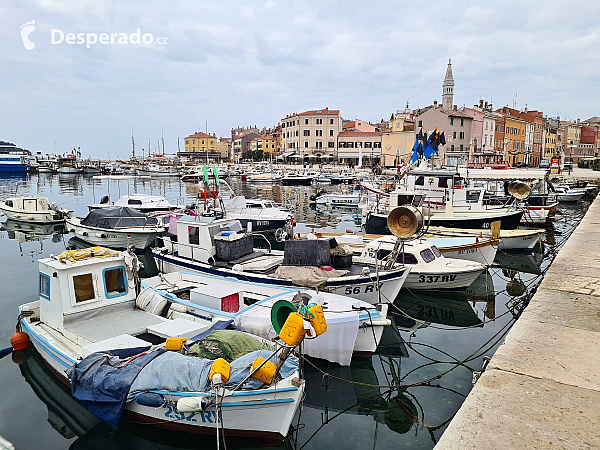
[442,59,454,110]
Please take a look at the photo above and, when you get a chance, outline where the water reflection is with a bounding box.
[0,219,66,260]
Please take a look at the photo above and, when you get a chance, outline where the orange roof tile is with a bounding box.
[285,108,340,118]
[186,132,213,139]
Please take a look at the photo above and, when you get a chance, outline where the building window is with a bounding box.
[460,119,464,126]
[316,130,323,137]
[418,120,422,127]
[316,141,323,148]
[201,140,205,145]
[304,130,310,136]
[304,141,309,148]
[329,129,334,137]
[451,145,455,151]
[316,119,323,125]
[453,131,457,139]
[330,118,334,125]
[460,144,464,151]
[295,131,298,136]
[459,132,464,139]
[365,142,372,148]
[305,118,309,125]
[374,142,381,148]
[450,118,454,126]
[185,140,189,145]
[192,139,196,144]
[328,141,335,148]
[402,134,406,141]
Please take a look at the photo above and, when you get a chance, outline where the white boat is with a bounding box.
[153,214,410,306]
[17,249,304,443]
[426,226,542,251]
[281,171,313,186]
[310,188,363,207]
[88,194,185,213]
[137,164,181,177]
[359,236,486,291]
[425,235,498,266]
[0,196,72,224]
[224,196,292,233]
[246,172,282,183]
[554,186,585,202]
[66,207,163,249]
[141,271,391,364]
[36,166,56,174]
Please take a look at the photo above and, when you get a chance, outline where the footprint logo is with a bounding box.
[20,20,36,50]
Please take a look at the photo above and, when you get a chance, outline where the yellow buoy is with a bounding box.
[308,304,327,336]
[209,358,231,384]
[279,312,306,346]
[165,337,187,351]
[251,357,277,384]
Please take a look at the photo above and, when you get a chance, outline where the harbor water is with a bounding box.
[0,174,588,449]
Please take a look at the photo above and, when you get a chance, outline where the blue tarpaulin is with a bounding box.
[69,346,166,429]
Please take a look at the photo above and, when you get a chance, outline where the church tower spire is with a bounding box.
[442,58,454,110]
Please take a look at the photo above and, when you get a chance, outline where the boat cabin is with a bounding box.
[38,255,137,342]
[361,236,444,267]
[4,197,52,212]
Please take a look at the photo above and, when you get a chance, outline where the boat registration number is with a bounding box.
[343,283,382,295]
[162,404,221,423]
[418,275,457,283]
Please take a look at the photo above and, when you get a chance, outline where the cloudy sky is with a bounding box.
[2,0,599,158]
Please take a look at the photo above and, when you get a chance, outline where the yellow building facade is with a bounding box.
[250,135,277,155]
[503,117,527,164]
[381,117,415,166]
[184,132,217,152]
[544,127,557,160]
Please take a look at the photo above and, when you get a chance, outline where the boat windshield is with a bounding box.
[431,246,442,258]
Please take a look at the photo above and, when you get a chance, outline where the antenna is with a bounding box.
[512,91,518,109]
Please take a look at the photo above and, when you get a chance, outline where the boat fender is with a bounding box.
[279,312,307,346]
[170,303,188,313]
[136,287,168,315]
[232,264,243,272]
[135,392,164,407]
[251,357,277,385]
[165,337,188,351]
[27,215,34,220]
[209,358,231,385]
[11,332,29,351]
[177,397,211,413]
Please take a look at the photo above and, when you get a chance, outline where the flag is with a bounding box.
[423,135,435,159]
[440,130,446,146]
[417,127,424,142]
[411,137,420,163]
[430,128,439,151]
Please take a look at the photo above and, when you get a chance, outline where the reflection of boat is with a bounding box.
[464,269,496,301]
[394,292,487,328]
[19,346,101,439]
[493,250,544,275]
[1,219,66,237]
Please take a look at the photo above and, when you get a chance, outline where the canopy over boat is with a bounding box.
[80,207,158,229]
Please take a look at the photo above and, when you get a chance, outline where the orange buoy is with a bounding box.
[11,332,29,351]
[292,220,297,226]
[346,229,354,233]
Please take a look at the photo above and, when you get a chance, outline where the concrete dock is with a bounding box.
[435,197,600,449]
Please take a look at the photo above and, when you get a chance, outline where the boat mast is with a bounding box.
[131,132,135,160]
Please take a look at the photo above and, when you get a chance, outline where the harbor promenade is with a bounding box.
[435,196,600,449]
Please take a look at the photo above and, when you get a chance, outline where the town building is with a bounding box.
[529,111,545,167]
[460,101,498,166]
[217,137,231,161]
[381,113,415,167]
[343,119,376,132]
[337,131,382,166]
[232,132,260,162]
[184,132,218,153]
[280,108,343,159]
[250,135,277,156]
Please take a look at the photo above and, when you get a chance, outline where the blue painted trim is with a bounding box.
[221,398,294,408]
[20,319,74,368]
[39,272,51,300]
[102,266,129,299]
[148,385,299,398]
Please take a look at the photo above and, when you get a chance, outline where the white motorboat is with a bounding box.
[66,207,163,249]
[281,171,313,186]
[554,186,585,202]
[310,189,363,207]
[246,172,282,183]
[153,214,410,306]
[16,249,304,443]
[88,194,185,213]
[224,196,292,233]
[0,196,72,224]
[141,271,391,365]
[137,164,181,177]
[359,236,486,291]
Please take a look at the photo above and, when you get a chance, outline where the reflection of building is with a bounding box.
[280,108,342,159]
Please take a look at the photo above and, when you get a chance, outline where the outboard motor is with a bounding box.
[49,203,71,219]
[100,195,110,204]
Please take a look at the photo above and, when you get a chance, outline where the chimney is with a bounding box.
[433,100,438,107]
[453,105,458,111]
[479,99,484,108]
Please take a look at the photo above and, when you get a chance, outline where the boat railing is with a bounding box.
[250,233,272,253]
